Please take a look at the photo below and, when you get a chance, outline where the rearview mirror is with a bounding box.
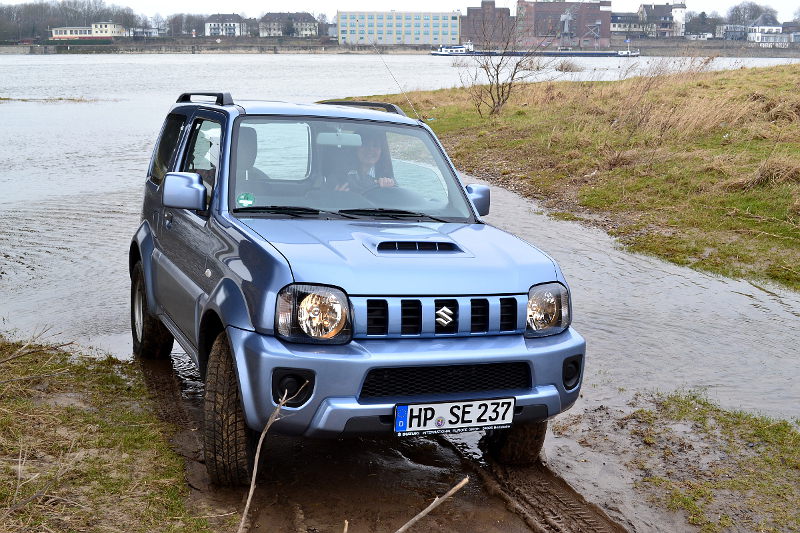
[162,172,206,211]
[466,184,490,216]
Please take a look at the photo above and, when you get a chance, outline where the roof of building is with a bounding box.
[750,13,780,27]
[260,12,317,24]
[640,4,674,18]
[206,14,244,24]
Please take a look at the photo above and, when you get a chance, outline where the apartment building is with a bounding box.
[337,10,461,45]
[205,14,246,37]
[638,3,686,37]
[91,22,126,37]
[259,12,318,37]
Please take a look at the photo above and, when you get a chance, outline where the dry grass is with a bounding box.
[0,337,211,532]
[366,62,800,290]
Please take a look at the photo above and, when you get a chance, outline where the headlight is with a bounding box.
[276,284,352,344]
[525,282,570,338]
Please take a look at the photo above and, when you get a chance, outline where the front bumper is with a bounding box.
[228,326,585,437]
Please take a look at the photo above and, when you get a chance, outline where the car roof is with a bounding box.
[172,97,421,126]
[237,101,421,126]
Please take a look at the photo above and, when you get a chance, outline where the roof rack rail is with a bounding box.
[176,92,234,106]
[321,100,407,117]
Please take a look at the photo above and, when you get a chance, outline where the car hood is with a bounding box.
[240,218,557,295]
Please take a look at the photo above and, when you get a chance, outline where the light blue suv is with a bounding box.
[130,93,585,486]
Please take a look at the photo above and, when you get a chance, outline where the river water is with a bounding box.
[1,54,798,419]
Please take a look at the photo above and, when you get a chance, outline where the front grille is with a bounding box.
[471,299,489,333]
[500,298,518,331]
[356,294,524,337]
[359,362,531,400]
[367,300,388,335]
[434,299,458,334]
[401,300,422,334]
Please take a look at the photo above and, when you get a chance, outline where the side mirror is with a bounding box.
[466,184,490,216]
[163,172,206,211]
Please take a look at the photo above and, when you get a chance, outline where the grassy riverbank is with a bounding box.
[380,62,800,291]
[0,337,212,532]
[554,391,800,532]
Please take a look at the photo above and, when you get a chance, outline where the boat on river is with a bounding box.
[431,42,640,58]
[430,42,476,56]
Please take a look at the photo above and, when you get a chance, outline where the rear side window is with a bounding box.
[149,114,186,185]
[181,119,222,203]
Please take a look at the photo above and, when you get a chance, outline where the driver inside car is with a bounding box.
[334,132,396,192]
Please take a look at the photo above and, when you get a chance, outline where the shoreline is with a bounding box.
[2,39,800,58]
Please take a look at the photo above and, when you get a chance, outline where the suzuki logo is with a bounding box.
[436,306,454,326]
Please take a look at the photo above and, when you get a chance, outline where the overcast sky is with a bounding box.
[5,0,798,23]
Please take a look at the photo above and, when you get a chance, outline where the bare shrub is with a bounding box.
[554,59,582,73]
[459,13,554,116]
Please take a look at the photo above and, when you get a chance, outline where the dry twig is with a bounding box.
[237,382,308,533]
[394,476,470,533]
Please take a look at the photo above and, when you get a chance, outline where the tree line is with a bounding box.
[0,0,222,41]
[684,1,797,35]
[0,0,797,42]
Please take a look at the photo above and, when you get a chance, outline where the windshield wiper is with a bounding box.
[338,208,450,223]
[232,205,355,218]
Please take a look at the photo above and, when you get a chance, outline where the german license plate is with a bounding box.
[394,398,515,436]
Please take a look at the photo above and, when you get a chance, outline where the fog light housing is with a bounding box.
[271,368,315,407]
[562,355,583,391]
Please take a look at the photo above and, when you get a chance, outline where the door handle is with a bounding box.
[164,211,173,229]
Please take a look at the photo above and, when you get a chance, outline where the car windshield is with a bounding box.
[229,117,473,221]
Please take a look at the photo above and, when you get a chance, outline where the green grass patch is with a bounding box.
[0,337,212,532]
[626,391,800,532]
[361,63,800,291]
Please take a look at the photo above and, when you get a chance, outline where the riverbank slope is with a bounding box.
[378,62,800,290]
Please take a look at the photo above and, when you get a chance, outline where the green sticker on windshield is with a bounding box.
[237,192,255,207]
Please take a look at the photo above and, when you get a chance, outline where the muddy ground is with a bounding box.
[138,354,690,533]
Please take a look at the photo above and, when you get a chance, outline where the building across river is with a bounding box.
[337,10,461,46]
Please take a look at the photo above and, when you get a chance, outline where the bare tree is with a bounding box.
[726,1,777,24]
[794,7,800,21]
[459,10,553,116]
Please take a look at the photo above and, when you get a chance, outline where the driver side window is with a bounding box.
[182,119,221,203]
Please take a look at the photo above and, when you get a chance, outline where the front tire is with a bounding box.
[482,420,547,466]
[131,261,174,359]
[203,332,255,486]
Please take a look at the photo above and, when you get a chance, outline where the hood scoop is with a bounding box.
[375,240,462,253]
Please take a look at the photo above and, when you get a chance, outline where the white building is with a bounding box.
[50,26,92,39]
[205,14,245,37]
[637,3,686,37]
[337,10,461,46]
[746,13,784,42]
[51,23,125,40]
[91,22,125,37]
[126,27,160,38]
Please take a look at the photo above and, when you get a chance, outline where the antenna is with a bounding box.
[361,17,422,121]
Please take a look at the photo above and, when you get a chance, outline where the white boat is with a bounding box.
[431,41,475,56]
[617,42,640,57]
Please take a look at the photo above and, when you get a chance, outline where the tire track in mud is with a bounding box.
[442,438,627,533]
[138,352,627,532]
